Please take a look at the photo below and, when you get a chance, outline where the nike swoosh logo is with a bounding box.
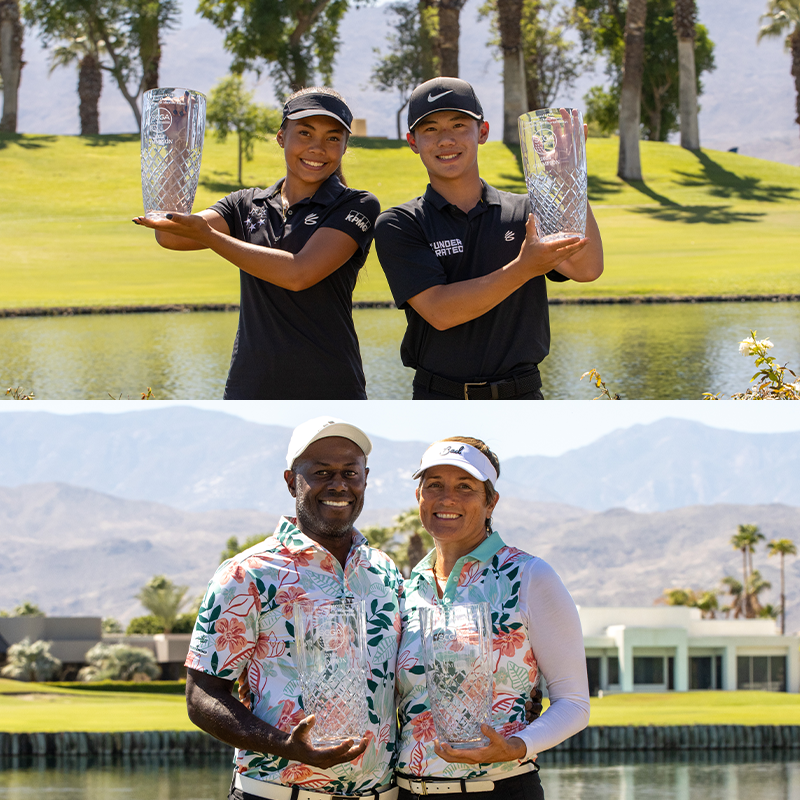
[428,90,454,102]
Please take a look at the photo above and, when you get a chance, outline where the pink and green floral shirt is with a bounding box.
[185,517,403,793]
[396,532,539,780]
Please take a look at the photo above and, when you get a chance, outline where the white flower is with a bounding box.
[739,337,756,356]
[759,338,774,350]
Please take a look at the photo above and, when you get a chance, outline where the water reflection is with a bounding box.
[1,302,799,399]
[0,751,797,800]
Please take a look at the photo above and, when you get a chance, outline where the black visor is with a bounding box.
[282,93,353,132]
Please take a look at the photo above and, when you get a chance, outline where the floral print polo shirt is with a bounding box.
[396,532,539,780]
[185,516,403,792]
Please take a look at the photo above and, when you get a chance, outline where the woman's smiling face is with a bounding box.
[416,464,497,550]
[277,116,348,190]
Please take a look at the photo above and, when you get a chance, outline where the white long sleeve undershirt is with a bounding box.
[513,557,590,757]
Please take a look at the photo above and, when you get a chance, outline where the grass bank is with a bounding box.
[1,679,797,731]
[1,132,799,310]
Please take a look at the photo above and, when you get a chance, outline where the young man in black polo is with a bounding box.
[375,77,604,400]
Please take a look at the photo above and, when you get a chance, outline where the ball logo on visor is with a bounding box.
[440,445,465,456]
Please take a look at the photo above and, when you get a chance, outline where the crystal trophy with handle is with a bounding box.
[141,88,206,219]
[518,107,587,241]
[419,602,493,749]
[294,597,369,746]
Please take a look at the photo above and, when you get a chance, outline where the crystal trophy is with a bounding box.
[518,107,587,242]
[294,597,369,746]
[141,88,206,220]
[419,602,493,749]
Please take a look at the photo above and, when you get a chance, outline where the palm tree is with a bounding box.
[730,524,765,616]
[720,575,744,618]
[745,569,772,618]
[135,575,188,634]
[673,0,699,149]
[617,0,647,180]
[498,0,528,144]
[768,538,797,634]
[759,0,800,139]
[0,0,23,132]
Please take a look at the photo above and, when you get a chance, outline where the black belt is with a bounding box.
[413,367,541,400]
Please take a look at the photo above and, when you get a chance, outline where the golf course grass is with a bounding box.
[1,678,797,732]
[1,131,799,310]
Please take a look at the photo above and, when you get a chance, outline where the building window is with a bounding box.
[608,655,619,685]
[691,656,712,690]
[737,655,787,691]
[586,657,601,696]
[633,656,664,685]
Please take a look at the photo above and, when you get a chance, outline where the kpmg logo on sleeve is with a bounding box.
[346,210,371,232]
[430,238,463,257]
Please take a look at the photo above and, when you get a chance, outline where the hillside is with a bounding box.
[1,133,799,310]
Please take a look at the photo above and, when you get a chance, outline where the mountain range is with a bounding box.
[15,0,800,165]
[1,410,799,513]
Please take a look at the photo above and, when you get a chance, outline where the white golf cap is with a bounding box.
[286,417,373,469]
[411,441,498,488]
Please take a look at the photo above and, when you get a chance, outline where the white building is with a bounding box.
[580,606,800,694]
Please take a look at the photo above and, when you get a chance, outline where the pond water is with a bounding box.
[1,302,799,400]
[0,751,797,800]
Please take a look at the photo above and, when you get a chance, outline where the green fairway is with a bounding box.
[0,679,195,732]
[1,132,799,309]
[1,677,797,732]
[586,690,800,726]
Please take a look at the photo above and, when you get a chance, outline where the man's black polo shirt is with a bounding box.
[210,175,379,399]
[375,181,568,383]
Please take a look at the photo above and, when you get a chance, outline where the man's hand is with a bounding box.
[283,715,369,769]
[516,214,588,278]
[433,725,526,765]
[525,688,544,723]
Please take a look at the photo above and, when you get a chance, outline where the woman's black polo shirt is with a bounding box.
[375,181,568,382]
[210,175,379,399]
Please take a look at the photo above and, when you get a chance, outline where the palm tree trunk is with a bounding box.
[78,53,102,135]
[438,0,466,77]
[0,0,23,133]
[617,0,647,180]
[792,25,800,131]
[138,8,161,93]
[780,552,785,635]
[418,0,440,81]
[498,0,528,145]
[674,0,699,149]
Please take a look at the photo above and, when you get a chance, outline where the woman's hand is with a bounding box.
[132,211,214,245]
[433,724,526,764]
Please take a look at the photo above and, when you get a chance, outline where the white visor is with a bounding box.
[412,442,498,488]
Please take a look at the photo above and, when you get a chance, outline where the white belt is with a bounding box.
[395,762,538,796]
[234,773,399,800]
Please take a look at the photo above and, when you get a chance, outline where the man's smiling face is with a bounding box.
[286,437,368,543]
[406,111,489,182]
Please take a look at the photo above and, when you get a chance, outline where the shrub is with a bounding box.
[0,638,62,681]
[78,643,160,682]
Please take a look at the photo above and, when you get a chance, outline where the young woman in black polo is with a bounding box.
[134,88,379,399]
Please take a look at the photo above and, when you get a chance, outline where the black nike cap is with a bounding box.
[407,77,484,132]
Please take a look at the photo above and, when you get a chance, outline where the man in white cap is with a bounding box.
[185,417,402,800]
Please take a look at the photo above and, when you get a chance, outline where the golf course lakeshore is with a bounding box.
[3,680,800,754]
[1,132,800,311]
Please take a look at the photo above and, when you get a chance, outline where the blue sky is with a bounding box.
[2,401,798,458]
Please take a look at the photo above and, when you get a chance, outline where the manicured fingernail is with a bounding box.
[166,213,173,219]
[132,219,140,225]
